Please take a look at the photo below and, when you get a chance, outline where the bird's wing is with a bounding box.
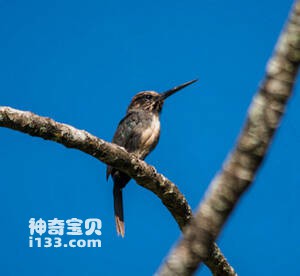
[106,111,147,180]
[112,111,149,152]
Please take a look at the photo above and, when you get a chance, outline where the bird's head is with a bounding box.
[127,79,198,114]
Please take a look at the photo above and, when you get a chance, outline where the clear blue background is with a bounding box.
[0,0,299,275]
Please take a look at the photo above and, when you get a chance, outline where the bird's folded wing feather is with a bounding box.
[106,111,149,179]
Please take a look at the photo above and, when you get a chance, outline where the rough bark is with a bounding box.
[0,106,235,275]
[157,1,300,275]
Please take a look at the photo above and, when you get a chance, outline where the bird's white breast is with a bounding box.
[140,115,160,153]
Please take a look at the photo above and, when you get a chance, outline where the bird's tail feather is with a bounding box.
[113,184,125,237]
[111,170,130,237]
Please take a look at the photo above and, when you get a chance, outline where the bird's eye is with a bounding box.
[145,94,152,100]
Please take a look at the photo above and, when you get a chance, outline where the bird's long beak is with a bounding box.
[160,79,198,100]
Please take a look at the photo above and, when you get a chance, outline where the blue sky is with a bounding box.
[0,0,299,275]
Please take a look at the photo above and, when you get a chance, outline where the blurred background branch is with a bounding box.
[157,1,300,275]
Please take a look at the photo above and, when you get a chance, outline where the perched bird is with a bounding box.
[106,79,197,237]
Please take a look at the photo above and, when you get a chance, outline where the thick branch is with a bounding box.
[0,106,191,226]
[157,1,300,275]
[0,106,235,275]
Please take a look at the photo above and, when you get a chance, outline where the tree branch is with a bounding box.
[157,1,300,275]
[0,106,235,275]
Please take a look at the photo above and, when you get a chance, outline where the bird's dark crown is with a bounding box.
[127,91,163,113]
[126,79,198,114]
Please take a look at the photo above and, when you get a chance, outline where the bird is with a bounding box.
[106,79,197,237]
